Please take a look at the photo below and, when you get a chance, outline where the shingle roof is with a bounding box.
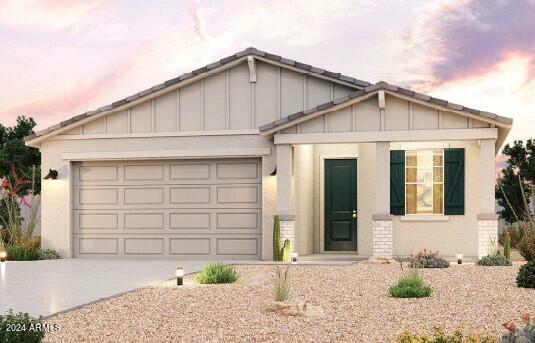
[258,81,513,133]
[24,47,371,142]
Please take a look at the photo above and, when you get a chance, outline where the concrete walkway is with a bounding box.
[0,259,211,317]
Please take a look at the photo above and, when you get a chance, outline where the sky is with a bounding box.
[0,0,534,155]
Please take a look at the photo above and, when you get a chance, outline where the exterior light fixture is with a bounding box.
[291,252,298,264]
[176,267,184,286]
[43,169,58,180]
[0,251,6,262]
[270,167,277,176]
[456,253,463,265]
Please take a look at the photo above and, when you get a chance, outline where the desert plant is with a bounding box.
[488,237,500,257]
[396,328,496,342]
[518,234,535,261]
[516,261,535,288]
[273,266,290,302]
[273,215,281,261]
[0,309,44,343]
[477,255,512,266]
[503,230,511,261]
[38,249,61,260]
[0,166,40,246]
[5,244,40,261]
[500,221,535,248]
[389,268,432,298]
[409,249,450,268]
[500,313,535,343]
[195,262,237,284]
[280,239,290,262]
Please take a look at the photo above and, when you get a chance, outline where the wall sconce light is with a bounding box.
[270,166,277,176]
[456,253,463,265]
[291,252,298,264]
[43,169,58,180]
[176,267,184,286]
[0,251,6,262]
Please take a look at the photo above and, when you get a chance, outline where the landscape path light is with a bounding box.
[176,267,184,286]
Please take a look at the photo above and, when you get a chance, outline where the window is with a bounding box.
[405,150,443,214]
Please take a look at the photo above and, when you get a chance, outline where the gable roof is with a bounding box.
[259,81,513,134]
[24,47,371,143]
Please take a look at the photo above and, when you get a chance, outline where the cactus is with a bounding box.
[503,230,511,261]
[273,215,281,261]
[280,239,291,262]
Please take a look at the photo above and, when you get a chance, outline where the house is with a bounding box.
[25,48,512,261]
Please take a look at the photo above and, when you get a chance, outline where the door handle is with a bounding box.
[352,210,357,218]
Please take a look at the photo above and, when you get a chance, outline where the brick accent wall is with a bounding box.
[280,220,295,254]
[477,219,498,259]
[373,220,393,256]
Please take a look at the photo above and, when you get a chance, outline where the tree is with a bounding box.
[496,139,535,223]
[0,116,41,194]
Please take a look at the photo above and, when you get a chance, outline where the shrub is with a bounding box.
[273,215,281,261]
[409,249,450,268]
[503,230,511,261]
[396,328,496,343]
[38,249,61,260]
[518,234,535,261]
[5,244,40,261]
[517,261,535,288]
[500,313,535,343]
[389,269,432,298]
[0,309,45,343]
[273,266,290,302]
[195,263,237,284]
[477,255,512,266]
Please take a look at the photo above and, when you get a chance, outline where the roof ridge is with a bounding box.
[259,81,513,132]
[25,47,371,141]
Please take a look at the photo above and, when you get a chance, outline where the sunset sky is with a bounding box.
[0,0,533,153]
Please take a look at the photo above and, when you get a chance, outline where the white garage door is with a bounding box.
[72,158,262,259]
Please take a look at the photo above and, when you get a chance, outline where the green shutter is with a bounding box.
[390,150,405,215]
[444,148,465,215]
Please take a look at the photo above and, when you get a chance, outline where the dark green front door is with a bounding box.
[324,159,357,251]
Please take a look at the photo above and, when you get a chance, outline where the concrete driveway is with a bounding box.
[0,259,210,317]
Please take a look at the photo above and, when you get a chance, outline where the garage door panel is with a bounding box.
[78,213,119,230]
[124,213,164,230]
[124,187,165,204]
[216,162,259,179]
[169,163,210,180]
[124,238,164,255]
[216,238,258,255]
[170,186,211,204]
[216,185,259,204]
[170,213,211,230]
[124,165,164,181]
[78,238,119,255]
[79,165,118,182]
[169,238,211,255]
[77,188,118,206]
[74,158,261,259]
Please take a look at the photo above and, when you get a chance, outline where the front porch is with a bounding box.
[272,138,498,262]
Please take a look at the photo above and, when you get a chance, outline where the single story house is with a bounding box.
[25,47,512,261]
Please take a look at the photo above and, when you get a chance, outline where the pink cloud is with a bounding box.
[188,0,207,40]
[404,0,535,87]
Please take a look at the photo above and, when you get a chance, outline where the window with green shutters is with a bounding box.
[390,148,464,216]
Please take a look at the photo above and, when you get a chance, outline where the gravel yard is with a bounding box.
[44,262,534,342]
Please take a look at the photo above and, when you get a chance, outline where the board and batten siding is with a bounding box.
[59,61,356,136]
[280,94,491,134]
